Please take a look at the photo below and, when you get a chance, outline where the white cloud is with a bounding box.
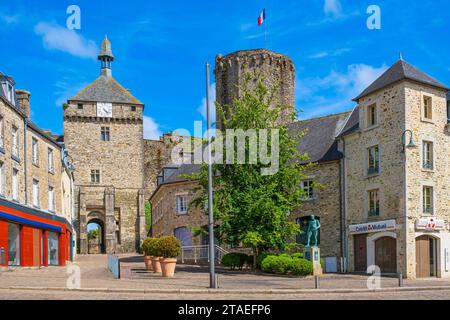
[197,82,216,123]
[308,48,351,59]
[298,63,388,119]
[324,0,342,17]
[143,116,163,140]
[54,81,89,107]
[0,13,20,25]
[34,22,98,59]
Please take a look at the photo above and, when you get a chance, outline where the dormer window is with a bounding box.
[367,104,377,127]
[423,96,433,120]
[1,80,15,106]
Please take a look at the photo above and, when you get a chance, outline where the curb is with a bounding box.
[4,285,450,295]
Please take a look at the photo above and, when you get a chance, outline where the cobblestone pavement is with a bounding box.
[1,255,450,294]
[0,289,449,300]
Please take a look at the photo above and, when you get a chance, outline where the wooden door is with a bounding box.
[416,236,430,278]
[354,234,367,272]
[375,237,397,274]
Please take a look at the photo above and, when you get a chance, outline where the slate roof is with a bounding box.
[288,111,351,163]
[69,75,143,105]
[354,59,450,101]
[337,106,360,138]
[162,164,201,184]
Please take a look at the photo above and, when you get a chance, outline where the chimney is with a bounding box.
[16,90,31,118]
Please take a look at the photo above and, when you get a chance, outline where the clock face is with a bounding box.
[97,102,113,118]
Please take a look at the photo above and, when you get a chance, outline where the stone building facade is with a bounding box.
[63,37,147,254]
[0,72,75,268]
[341,59,450,279]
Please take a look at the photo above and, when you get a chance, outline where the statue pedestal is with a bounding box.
[305,247,323,276]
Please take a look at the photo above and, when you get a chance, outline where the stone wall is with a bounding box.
[151,180,208,245]
[344,81,407,274]
[214,49,295,127]
[291,161,342,260]
[0,97,64,216]
[403,82,450,278]
[64,101,145,254]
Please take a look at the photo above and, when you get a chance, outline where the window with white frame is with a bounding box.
[91,170,100,184]
[367,145,380,175]
[368,189,380,216]
[176,195,188,214]
[367,103,377,127]
[423,141,434,170]
[0,161,4,196]
[301,180,314,200]
[423,186,434,214]
[32,138,39,165]
[11,126,18,158]
[48,186,55,212]
[32,179,40,207]
[101,127,111,142]
[12,168,19,201]
[423,96,433,120]
[48,148,54,173]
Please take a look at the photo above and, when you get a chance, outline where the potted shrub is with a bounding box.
[156,236,181,278]
[148,238,162,273]
[141,238,155,271]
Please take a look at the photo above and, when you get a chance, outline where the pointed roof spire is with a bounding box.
[98,35,114,60]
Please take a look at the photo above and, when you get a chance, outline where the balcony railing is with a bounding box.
[367,166,380,175]
[424,207,434,214]
[423,161,434,170]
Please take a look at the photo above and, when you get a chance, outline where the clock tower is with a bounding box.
[63,36,147,254]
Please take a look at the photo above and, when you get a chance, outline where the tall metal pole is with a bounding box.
[206,63,217,289]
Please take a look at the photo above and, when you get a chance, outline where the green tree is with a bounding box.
[88,229,99,240]
[145,201,152,234]
[191,75,311,268]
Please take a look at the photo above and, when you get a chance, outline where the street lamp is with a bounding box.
[205,63,217,289]
[401,130,417,153]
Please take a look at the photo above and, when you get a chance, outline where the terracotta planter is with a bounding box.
[144,256,153,271]
[151,257,162,273]
[160,258,178,278]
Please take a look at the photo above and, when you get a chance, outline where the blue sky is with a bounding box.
[1,0,449,139]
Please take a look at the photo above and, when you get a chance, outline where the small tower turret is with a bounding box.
[98,35,114,77]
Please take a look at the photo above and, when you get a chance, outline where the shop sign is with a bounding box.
[349,220,396,235]
[415,217,446,231]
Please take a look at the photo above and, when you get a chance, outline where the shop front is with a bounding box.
[414,217,450,278]
[349,219,398,274]
[0,198,73,268]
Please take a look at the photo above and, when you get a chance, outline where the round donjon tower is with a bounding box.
[214,49,295,127]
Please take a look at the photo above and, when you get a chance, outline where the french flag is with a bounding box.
[258,9,266,26]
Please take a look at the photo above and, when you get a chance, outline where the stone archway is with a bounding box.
[87,212,106,254]
[367,232,397,274]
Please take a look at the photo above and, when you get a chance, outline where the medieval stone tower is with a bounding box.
[214,49,296,126]
[63,36,147,254]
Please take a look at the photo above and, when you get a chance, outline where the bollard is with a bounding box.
[398,272,403,287]
[215,274,219,289]
[314,276,320,289]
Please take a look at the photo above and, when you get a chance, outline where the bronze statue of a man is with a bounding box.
[306,215,321,247]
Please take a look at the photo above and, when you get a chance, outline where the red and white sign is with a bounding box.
[416,217,446,231]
